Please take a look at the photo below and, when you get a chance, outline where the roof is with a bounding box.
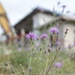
[14,7,75,30]
[38,16,75,30]
[14,7,60,28]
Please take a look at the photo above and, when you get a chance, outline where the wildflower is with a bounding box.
[73,42,75,47]
[65,27,69,34]
[29,67,33,72]
[54,62,63,68]
[56,23,60,27]
[45,51,47,53]
[36,43,39,47]
[22,71,24,74]
[26,32,37,40]
[18,47,21,51]
[59,70,62,73]
[40,33,48,39]
[57,2,61,6]
[49,27,59,34]
[5,63,8,66]
[48,48,51,52]
[11,70,15,74]
[40,48,42,51]
[66,27,69,30]
[62,5,66,8]
[25,47,30,50]
[68,44,71,49]
[66,11,70,13]
[56,41,60,46]
[61,5,66,13]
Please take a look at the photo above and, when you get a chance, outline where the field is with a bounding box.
[0,41,75,75]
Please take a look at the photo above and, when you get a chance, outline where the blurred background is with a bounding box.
[0,0,75,42]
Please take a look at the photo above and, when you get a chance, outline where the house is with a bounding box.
[14,7,75,48]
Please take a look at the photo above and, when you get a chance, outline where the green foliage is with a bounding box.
[10,50,29,68]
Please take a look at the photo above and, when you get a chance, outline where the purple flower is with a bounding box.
[57,2,61,6]
[26,32,37,40]
[18,47,21,51]
[62,5,66,8]
[56,41,60,46]
[49,27,59,34]
[25,47,30,50]
[40,33,48,39]
[61,5,66,13]
[68,44,71,49]
[65,27,69,34]
[73,42,75,47]
[56,23,60,27]
[36,43,40,47]
[54,62,63,68]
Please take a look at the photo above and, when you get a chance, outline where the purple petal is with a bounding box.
[54,62,63,68]
[40,33,48,39]
[49,27,59,34]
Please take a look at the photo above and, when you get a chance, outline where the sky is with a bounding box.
[0,0,75,26]
[0,0,75,36]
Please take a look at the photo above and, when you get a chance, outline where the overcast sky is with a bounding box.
[0,0,75,26]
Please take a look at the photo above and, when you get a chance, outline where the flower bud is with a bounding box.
[48,49,51,52]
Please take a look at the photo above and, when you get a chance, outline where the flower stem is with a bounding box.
[45,50,58,75]
[44,56,49,75]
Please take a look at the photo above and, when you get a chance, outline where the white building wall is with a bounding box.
[33,13,39,29]
[32,12,75,49]
[38,13,55,26]
[33,12,55,29]
[33,12,56,37]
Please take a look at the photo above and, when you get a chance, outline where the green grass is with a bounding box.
[0,43,75,75]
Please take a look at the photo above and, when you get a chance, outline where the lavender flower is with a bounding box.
[57,2,61,6]
[61,5,66,13]
[62,5,66,8]
[68,44,71,49]
[49,27,59,34]
[26,32,37,40]
[56,41,60,46]
[54,62,63,68]
[18,47,21,51]
[65,27,69,34]
[73,42,75,47]
[36,43,40,47]
[40,33,48,39]
[56,23,60,27]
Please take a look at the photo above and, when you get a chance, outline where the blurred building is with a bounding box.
[14,7,75,48]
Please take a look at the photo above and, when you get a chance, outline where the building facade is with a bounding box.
[14,7,75,48]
